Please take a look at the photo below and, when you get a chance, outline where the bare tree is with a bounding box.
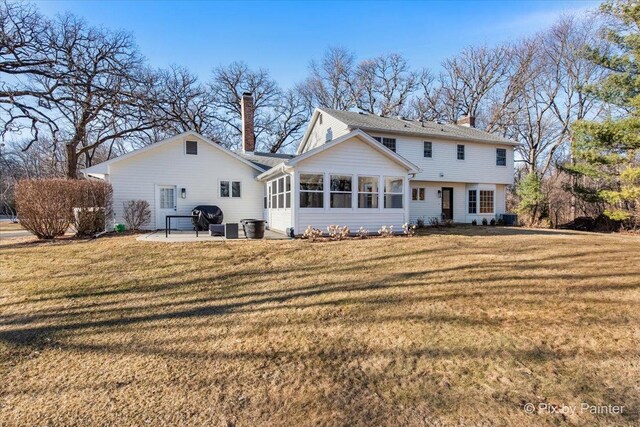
[209,62,309,152]
[298,47,358,110]
[354,53,418,116]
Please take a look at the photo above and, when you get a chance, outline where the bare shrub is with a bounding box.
[71,180,113,236]
[327,224,350,240]
[16,179,113,239]
[378,225,394,237]
[302,225,323,241]
[403,222,417,236]
[16,179,74,239]
[123,200,151,230]
[356,227,369,239]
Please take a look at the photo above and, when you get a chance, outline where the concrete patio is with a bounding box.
[136,228,290,242]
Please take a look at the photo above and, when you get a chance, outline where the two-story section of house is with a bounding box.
[296,108,517,224]
[85,93,516,234]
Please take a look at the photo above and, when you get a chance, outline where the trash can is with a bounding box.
[240,219,266,239]
[114,224,125,232]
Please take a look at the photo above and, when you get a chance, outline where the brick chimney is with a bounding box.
[241,92,255,153]
[456,115,475,128]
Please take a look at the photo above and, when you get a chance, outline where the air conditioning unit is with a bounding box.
[499,213,518,226]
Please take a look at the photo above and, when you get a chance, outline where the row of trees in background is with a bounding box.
[1,0,638,229]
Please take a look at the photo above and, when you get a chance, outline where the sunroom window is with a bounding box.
[358,176,378,208]
[299,174,323,208]
[330,175,352,208]
[384,177,403,208]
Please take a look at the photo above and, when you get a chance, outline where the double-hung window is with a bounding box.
[373,136,397,152]
[358,176,378,208]
[496,148,507,166]
[479,190,494,214]
[299,174,323,208]
[384,177,403,208]
[468,190,477,214]
[330,175,352,208]
[220,180,241,198]
[423,141,432,158]
[457,144,465,160]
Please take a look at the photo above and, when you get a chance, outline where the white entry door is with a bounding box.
[156,185,177,229]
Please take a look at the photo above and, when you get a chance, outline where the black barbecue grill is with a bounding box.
[191,205,224,231]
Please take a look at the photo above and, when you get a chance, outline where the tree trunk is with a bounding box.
[66,144,79,179]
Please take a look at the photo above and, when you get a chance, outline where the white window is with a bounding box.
[457,144,465,160]
[479,190,494,214]
[267,176,291,209]
[299,173,323,208]
[159,187,175,209]
[384,177,403,208]
[220,180,241,198]
[412,188,425,201]
[358,176,378,208]
[423,141,432,158]
[330,175,352,208]
[496,148,507,166]
[468,190,477,214]
[186,140,198,155]
[373,136,397,152]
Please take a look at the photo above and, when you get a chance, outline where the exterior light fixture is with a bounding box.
[438,190,442,198]
[181,188,187,199]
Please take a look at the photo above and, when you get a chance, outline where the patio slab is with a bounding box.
[137,229,289,242]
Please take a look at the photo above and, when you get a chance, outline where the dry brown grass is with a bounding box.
[0,228,639,426]
[0,222,24,232]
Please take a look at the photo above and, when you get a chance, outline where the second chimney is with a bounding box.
[241,92,255,152]
[456,115,475,128]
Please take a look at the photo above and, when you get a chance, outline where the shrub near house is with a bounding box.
[16,179,113,239]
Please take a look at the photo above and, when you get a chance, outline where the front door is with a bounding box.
[156,185,177,229]
[441,187,453,220]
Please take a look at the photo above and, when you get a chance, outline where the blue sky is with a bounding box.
[36,1,600,87]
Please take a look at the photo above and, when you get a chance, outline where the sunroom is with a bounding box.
[257,130,419,235]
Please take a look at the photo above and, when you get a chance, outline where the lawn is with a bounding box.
[1,228,639,426]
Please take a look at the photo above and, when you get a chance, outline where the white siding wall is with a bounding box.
[295,137,410,233]
[365,132,514,184]
[409,181,508,224]
[301,112,350,153]
[108,135,264,230]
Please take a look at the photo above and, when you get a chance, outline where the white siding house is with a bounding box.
[84,132,265,230]
[83,95,517,236]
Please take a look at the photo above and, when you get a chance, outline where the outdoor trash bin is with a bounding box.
[240,219,266,239]
[114,224,125,232]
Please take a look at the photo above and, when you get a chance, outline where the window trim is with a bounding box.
[457,144,465,161]
[299,172,325,209]
[423,141,433,158]
[185,140,198,155]
[329,174,354,210]
[383,176,404,209]
[219,179,242,199]
[496,148,507,167]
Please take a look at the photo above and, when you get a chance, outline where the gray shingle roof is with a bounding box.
[318,108,518,146]
[238,151,294,170]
